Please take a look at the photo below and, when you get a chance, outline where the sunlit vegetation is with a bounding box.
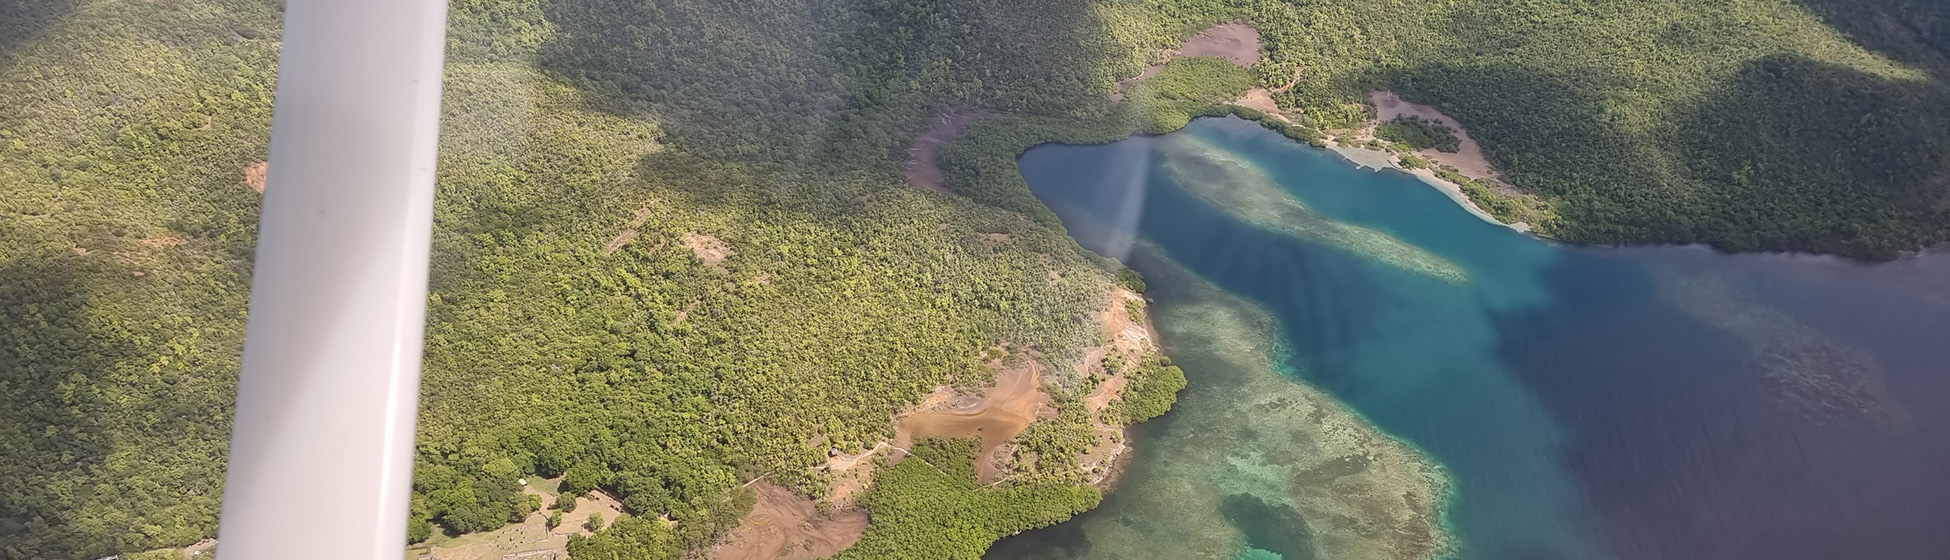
[1435,168,1556,226]
[828,439,1099,560]
[5,0,1949,558]
[1170,0,1950,257]
[0,0,1138,557]
[1008,404,1097,479]
[1,1,277,557]
[1105,355,1186,426]
[566,514,687,560]
[1135,56,1254,103]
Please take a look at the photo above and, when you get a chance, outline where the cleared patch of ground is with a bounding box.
[130,537,217,559]
[892,351,1050,484]
[707,482,868,560]
[1109,66,1166,104]
[1115,22,1261,103]
[603,229,638,255]
[786,348,1058,555]
[1367,91,1501,180]
[139,236,187,249]
[904,110,989,193]
[1180,22,1260,66]
[813,353,1049,506]
[1072,288,1159,487]
[1231,68,1304,122]
[1233,89,1287,121]
[604,207,659,255]
[1321,93,1535,232]
[416,480,628,560]
[244,160,267,193]
[799,291,1165,556]
[681,232,732,271]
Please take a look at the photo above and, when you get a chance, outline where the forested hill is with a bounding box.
[1201,0,1950,258]
[3,1,1153,558]
[2,0,1948,559]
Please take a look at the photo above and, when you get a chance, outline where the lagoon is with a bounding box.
[989,117,1950,560]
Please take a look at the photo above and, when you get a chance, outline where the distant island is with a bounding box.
[2,1,1947,559]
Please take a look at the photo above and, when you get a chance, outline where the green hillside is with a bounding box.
[2,0,1947,559]
[1193,0,1950,257]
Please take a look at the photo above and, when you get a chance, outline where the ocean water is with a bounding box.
[987,117,1950,560]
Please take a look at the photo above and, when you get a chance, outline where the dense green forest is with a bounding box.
[830,439,1099,560]
[4,0,1949,558]
[1213,0,1950,257]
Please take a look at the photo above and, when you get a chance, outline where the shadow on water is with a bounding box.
[1376,59,1701,244]
[1492,246,1950,560]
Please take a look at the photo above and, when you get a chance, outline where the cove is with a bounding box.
[986,117,1950,560]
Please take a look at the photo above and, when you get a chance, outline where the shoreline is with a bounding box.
[991,241,1460,560]
[926,21,1461,559]
[1324,142,1533,233]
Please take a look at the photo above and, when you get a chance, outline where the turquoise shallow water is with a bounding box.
[988,117,1950,560]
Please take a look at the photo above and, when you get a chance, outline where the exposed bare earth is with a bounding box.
[764,289,1162,556]
[681,232,732,271]
[1145,26,1532,235]
[419,481,629,560]
[1179,22,1261,66]
[893,350,1052,484]
[904,110,989,193]
[1231,67,1305,123]
[603,229,638,255]
[781,351,1056,555]
[131,538,217,559]
[1234,89,1287,122]
[708,482,868,560]
[244,160,267,193]
[1327,141,1528,231]
[1070,288,1159,487]
[1109,66,1165,104]
[139,236,187,249]
[1367,91,1500,180]
[1114,22,1260,103]
[604,207,658,255]
[801,349,1053,534]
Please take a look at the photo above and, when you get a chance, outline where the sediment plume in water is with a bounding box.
[1009,243,1454,560]
[1153,135,1470,284]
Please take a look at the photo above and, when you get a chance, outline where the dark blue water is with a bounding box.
[989,117,1950,560]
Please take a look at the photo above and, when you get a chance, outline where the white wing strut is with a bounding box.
[217,0,449,558]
